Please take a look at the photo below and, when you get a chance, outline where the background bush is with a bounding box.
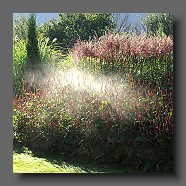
[142,13,173,37]
[38,13,116,53]
[13,14,28,41]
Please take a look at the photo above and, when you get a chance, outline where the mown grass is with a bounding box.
[14,153,67,173]
[13,145,136,173]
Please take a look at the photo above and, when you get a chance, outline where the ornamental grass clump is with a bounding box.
[72,32,173,59]
[72,32,173,88]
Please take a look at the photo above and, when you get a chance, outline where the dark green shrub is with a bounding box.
[26,13,41,68]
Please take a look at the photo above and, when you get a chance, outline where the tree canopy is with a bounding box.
[142,13,173,37]
[38,13,116,52]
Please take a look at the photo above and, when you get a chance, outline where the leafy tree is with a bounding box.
[26,13,40,68]
[13,13,28,41]
[38,13,116,53]
[142,13,173,37]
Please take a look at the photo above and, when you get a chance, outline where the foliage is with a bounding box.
[13,14,28,41]
[37,34,62,66]
[13,31,173,173]
[72,32,173,89]
[13,28,61,96]
[142,13,173,37]
[13,39,27,95]
[13,69,173,172]
[38,13,116,53]
[26,13,41,67]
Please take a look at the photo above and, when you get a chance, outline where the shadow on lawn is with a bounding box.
[14,142,173,175]
[13,142,129,173]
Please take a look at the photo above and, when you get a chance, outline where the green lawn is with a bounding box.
[13,146,133,173]
[13,152,98,173]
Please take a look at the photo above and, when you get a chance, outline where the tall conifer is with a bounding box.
[26,14,40,69]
